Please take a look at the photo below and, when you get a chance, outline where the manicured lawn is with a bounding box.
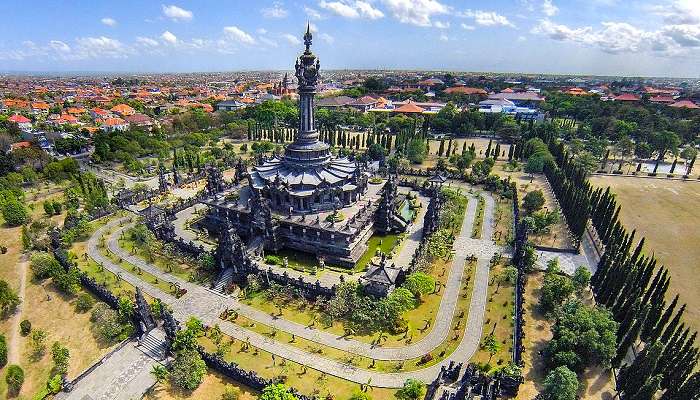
[197,336,396,400]
[354,233,402,272]
[492,195,514,245]
[472,261,514,372]
[144,370,259,400]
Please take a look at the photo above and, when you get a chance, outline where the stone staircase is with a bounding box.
[212,267,234,294]
[137,328,167,361]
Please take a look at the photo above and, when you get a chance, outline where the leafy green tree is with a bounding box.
[222,384,241,400]
[482,333,501,363]
[542,366,578,400]
[349,391,372,400]
[5,364,24,395]
[402,272,435,299]
[51,342,70,375]
[0,279,20,316]
[2,194,28,226]
[260,383,298,400]
[0,334,7,368]
[572,266,591,293]
[522,190,545,214]
[406,138,427,164]
[170,348,207,390]
[151,364,169,384]
[395,379,426,400]
[540,273,575,313]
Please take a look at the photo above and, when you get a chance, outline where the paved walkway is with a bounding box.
[57,330,166,400]
[86,192,501,387]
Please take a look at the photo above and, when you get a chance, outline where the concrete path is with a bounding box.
[56,332,165,400]
[86,191,500,387]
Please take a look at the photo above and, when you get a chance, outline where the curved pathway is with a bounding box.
[87,193,501,387]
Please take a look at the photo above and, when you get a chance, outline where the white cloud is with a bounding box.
[136,37,160,47]
[257,28,268,34]
[459,10,515,28]
[305,6,323,20]
[355,1,385,19]
[49,40,71,53]
[530,19,693,54]
[320,32,335,44]
[517,35,527,42]
[282,33,302,45]
[439,33,449,41]
[542,0,558,17]
[162,4,193,22]
[223,26,256,45]
[101,17,117,26]
[161,31,178,44]
[650,0,700,25]
[434,20,449,29]
[461,23,475,30]
[381,0,449,27]
[320,1,384,20]
[262,2,288,18]
[258,36,279,47]
[74,36,133,58]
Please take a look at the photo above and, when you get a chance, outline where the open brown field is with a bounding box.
[589,175,700,336]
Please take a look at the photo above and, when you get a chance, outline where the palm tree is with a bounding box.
[150,364,168,385]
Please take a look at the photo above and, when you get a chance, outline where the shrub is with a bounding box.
[30,252,61,280]
[20,319,31,335]
[264,255,282,265]
[51,342,70,375]
[0,334,7,368]
[222,385,241,400]
[75,293,95,313]
[170,348,206,390]
[6,364,25,394]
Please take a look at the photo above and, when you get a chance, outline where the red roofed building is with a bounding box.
[102,117,129,132]
[394,100,425,114]
[615,94,640,102]
[670,100,700,109]
[443,86,488,96]
[649,95,675,104]
[8,114,32,130]
[9,141,32,152]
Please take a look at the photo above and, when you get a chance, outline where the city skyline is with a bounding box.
[0,0,699,78]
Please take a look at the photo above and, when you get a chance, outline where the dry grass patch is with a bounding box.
[589,176,700,336]
[145,370,258,400]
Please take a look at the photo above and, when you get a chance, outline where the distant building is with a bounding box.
[443,86,487,96]
[614,93,640,102]
[8,114,32,130]
[110,103,136,117]
[124,113,154,129]
[215,100,247,111]
[670,100,700,109]
[316,96,355,109]
[101,117,129,132]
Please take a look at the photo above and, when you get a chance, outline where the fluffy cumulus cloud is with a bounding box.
[162,4,193,22]
[282,33,302,45]
[319,0,384,19]
[461,23,475,30]
[381,0,448,27]
[433,20,449,29]
[49,40,71,53]
[223,26,256,45]
[74,36,133,59]
[533,11,700,56]
[459,10,515,28]
[161,31,178,44]
[101,17,117,26]
[262,2,288,18]
[542,0,558,17]
[136,37,160,47]
[305,6,323,20]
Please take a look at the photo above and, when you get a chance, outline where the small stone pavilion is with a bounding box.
[203,26,409,268]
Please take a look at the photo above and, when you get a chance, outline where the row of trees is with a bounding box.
[519,120,699,399]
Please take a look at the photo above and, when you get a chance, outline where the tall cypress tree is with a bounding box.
[627,375,661,400]
[659,304,686,344]
[660,371,700,400]
[617,342,663,396]
[649,294,679,342]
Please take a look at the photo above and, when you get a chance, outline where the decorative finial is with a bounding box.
[304,22,312,52]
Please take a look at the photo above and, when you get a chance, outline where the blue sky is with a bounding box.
[0,0,698,77]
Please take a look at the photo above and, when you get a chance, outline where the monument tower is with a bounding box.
[249,24,368,212]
